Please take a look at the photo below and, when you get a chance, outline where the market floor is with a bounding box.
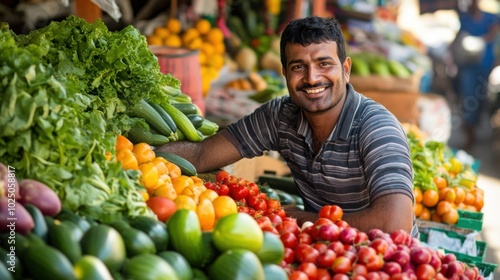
[447,108,500,278]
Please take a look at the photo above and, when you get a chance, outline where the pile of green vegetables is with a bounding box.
[0,16,180,223]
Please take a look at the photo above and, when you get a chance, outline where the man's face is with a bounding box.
[282,41,351,114]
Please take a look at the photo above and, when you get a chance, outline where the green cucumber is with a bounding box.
[23,244,76,280]
[154,151,197,176]
[170,102,199,115]
[129,99,174,138]
[24,204,48,241]
[123,254,179,280]
[169,92,193,104]
[128,216,169,252]
[80,224,126,272]
[109,220,156,257]
[166,209,205,268]
[127,124,170,146]
[162,103,203,142]
[47,220,83,264]
[187,114,204,129]
[149,101,178,133]
[73,255,113,280]
[197,118,219,136]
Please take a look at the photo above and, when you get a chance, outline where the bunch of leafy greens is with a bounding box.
[0,16,180,223]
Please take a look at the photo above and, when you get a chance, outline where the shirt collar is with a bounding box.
[332,83,362,141]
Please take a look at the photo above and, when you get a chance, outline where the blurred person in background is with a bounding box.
[450,0,499,150]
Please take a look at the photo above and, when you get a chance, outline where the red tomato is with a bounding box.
[335,219,350,229]
[317,268,332,280]
[247,182,260,196]
[274,207,287,219]
[267,213,283,225]
[366,255,384,272]
[288,270,309,280]
[318,205,344,221]
[297,262,318,280]
[261,224,279,235]
[266,198,281,211]
[218,184,230,196]
[280,231,299,249]
[146,196,176,222]
[332,273,350,280]
[357,247,378,265]
[230,184,249,200]
[331,256,352,274]
[352,263,368,277]
[276,220,301,236]
[314,217,334,227]
[215,170,230,183]
[253,199,268,211]
[316,249,336,268]
[416,264,436,280]
[312,242,328,254]
[284,247,295,264]
[298,232,313,245]
[295,244,320,263]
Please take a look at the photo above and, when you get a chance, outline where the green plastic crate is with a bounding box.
[469,261,498,278]
[420,228,486,263]
[456,209,484,231]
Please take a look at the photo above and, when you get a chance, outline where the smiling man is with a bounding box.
[157,16,417,237]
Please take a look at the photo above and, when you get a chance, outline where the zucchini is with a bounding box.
[154,151,197,176]
[128,216,169,252]
[149,101,178,133]
[170,102,199,115]
[80,224,126,272]
[23,244,76,280]
[127,124,170,146]
[187,114,204,129]
[47,220,83,264]
[109,220,157,257]
[24,204,48,241]
[129,99,174,138]
[162,103,203,142]
[197,118,219,136]
[168,93,193,104]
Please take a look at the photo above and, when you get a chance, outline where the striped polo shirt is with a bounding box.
[222,84,418,237]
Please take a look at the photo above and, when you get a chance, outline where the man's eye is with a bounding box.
[291,65,304,71]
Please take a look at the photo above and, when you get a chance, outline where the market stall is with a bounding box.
[0,1,497,279]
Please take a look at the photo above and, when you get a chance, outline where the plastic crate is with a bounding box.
[420,228,487,263]
[456,209,484,232]
[472,261,498,278]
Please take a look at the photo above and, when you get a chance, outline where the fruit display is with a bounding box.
[147,18,227,96]
[403,124,484,227]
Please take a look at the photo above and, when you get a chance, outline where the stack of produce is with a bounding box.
[0,15,217,224]
[403,124,484,226]
[147,18,226,96]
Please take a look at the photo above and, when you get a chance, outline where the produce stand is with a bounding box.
[1,1,497,279]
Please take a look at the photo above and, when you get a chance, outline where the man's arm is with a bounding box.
[284,193,414,234]
[155,132,242,173]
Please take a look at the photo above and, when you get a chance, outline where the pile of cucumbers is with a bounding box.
[127,93,219,146]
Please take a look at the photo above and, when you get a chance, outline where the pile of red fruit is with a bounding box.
[259,205,483,280]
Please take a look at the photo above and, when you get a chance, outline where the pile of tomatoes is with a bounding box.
[260,205,484,280]
[204,170,286,220]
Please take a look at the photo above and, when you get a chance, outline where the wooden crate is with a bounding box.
[362,91,420,124]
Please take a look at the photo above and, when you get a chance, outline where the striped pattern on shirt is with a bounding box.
[223,84,418,237]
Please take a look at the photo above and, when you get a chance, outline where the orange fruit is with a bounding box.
[453,186,466,204]
[433,176,447,189]
[431,211,442,222]
[186,37,203,50]
[464,192,475,205]
[212,195,237,220]
[473,193,484,212]
[419,207,431,220]
[422,189,439,208]
[206,28,224,44]
[413,188,423,204]
[195,19,212,35]
[147,35,164,46]
[441,188,456,203]
[182,28,200,45]
[414,202,424,217]
[441,208,459,224]
[164,34,182,47]
[166,18,182,34]
[212,42,226,54]
[197,198,215,231]
[436,201,453,216]
[153,27,170,38]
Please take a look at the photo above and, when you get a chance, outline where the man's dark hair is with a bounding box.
[280,16,347,68]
